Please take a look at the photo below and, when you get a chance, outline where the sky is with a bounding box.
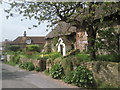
[0,2,51,42]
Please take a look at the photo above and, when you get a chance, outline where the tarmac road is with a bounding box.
[2,62,77,88]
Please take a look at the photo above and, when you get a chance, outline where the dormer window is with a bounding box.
[26,39,31,44]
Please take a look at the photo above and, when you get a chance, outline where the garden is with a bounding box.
[4,43,120,89]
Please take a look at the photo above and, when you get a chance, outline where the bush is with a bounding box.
[63,71,74,84]
[27,62,35,71]
[8,45,21,52]
[19,62,35,71]
[64,66,95,88]
[9,55,20,65]
[26,45,40,52]
[75,53,91,62]
[19,62,28,69]
[97,53,120,62]
[35,66,42,72]
[49,52,61,60]
[50,64,64,79]
[61,57,73,76]
[12,55,20,64]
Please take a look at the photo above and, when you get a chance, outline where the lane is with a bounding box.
[2,63,77,88]
[2,63,38,88]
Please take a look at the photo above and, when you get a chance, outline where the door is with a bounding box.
[60,45,63,55]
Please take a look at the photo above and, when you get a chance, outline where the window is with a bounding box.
[26,39,31,44]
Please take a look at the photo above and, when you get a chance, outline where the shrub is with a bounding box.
[64,66,95,88]
[63,71,74,84]
[75,53,91,62]
[27,62,35,71]
[50,64,64,79]
[35,66,42,72]
[19,62,35,71]
[9,55,20,65]
[61,57,73,76]
[26,45,40,52]
[19,62,28,69]
[97,53,120,62]
[49,52,61,60]
[8,45,21,52]
[12,55,20,64]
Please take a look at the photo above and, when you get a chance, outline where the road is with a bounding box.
[2,62,78,88]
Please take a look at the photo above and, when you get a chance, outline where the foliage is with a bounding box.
[19,62,35,71]
[96,53,120,62]
[44,43,52,53]
[22,52,40,59]
[26,45,40,52]
[50,64,64,79]
[49,52,61,60]
[63,71,74,84]
[61,57,73,76]
[96,27,119,54]
[8,45,21,52]
[75,53,91,62]
[44,70,50,76]
[4,61,16,66]
[8,55,20,65]
[11,55,20,64]
[63,66,95,88]
[5,2,120,60]
[35,66,42,72]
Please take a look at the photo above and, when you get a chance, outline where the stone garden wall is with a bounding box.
[80,61,120,87]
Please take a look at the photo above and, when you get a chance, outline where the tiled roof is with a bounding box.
[11,36,45,45]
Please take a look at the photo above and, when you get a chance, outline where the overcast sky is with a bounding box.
[0,2,51,42]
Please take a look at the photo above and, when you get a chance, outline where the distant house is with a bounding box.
[45,22,88,56]
[10,31,46,48]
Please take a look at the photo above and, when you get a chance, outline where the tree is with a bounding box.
[4,1,120,59]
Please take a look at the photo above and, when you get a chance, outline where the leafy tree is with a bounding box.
[4,1,120,59]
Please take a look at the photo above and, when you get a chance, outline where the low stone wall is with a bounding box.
[80,61,120,88]
[6,55,13,62]
[20,57,46,71]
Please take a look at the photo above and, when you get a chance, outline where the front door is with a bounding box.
[60,45,63,55]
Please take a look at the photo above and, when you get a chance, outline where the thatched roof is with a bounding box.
[46,22,76,39]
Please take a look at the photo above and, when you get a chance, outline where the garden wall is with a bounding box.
[80,61,120,88]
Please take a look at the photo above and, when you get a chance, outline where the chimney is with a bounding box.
[24,31,26,37]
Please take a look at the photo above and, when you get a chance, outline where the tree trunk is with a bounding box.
[87,25,96,60]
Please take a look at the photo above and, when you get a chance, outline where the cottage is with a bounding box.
[10,31,46,48]
[45,22,88,56]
